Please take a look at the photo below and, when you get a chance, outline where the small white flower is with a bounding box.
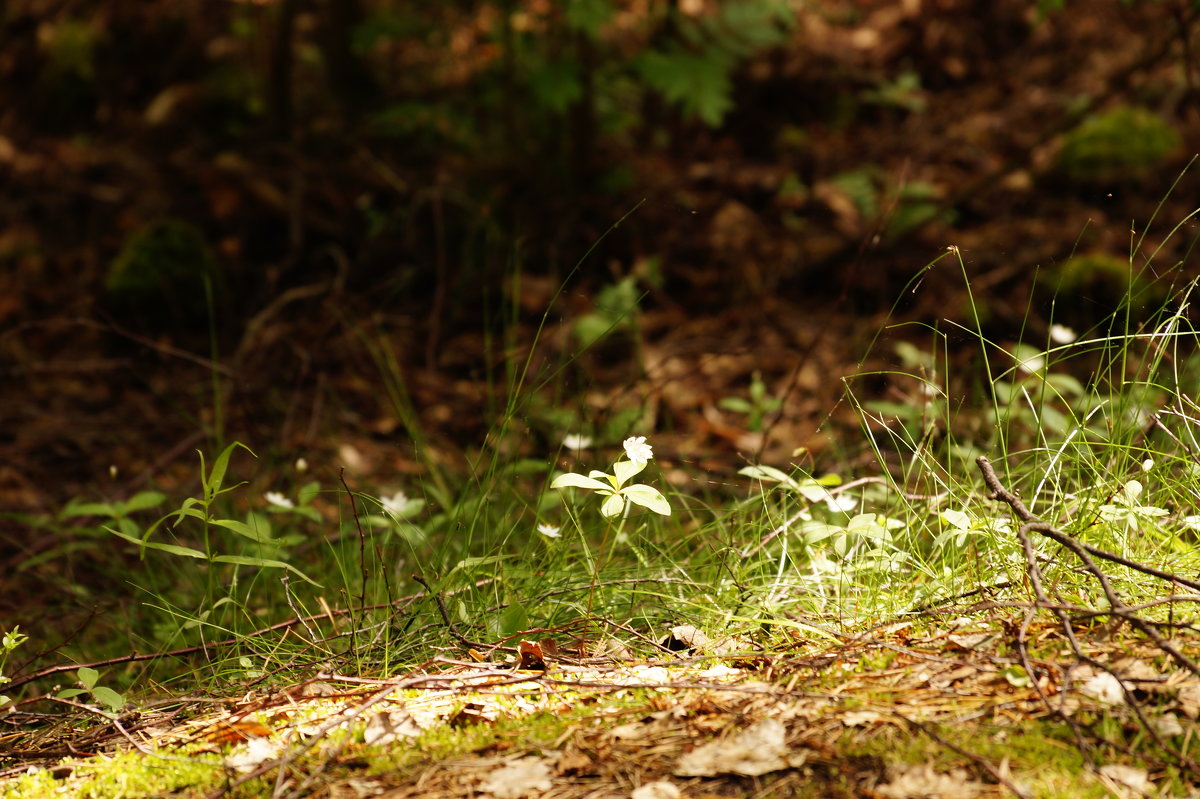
[265,492,294,508]
[536,523,561,538]
[562,434,593,451]
[623,436,654,465]
[380,491,409,515]
[825,493,857,514]
[294,457,308,473]
[1049,324,1077,344]
[1141,458,1154,473]
[1016,353,1045,375]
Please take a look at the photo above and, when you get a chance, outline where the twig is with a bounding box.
[410,574,496,650]
[976,455,1200,774]
[898,713,1032,799]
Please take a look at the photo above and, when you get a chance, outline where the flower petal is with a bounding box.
[551,473,613,491]
[621,484,672,515]
[623,436,654,464]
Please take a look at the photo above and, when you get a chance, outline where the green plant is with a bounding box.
[55,667,124,713]
[719,371,782,432]
[0,627,29,711]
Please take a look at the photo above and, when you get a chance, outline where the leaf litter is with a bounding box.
[5,612,1200,798]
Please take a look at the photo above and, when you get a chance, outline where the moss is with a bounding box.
[105,219,223,329]
[1056,106,1181,183]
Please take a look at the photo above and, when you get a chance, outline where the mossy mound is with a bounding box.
[1056,106,1181,183]
[105,219,223,329]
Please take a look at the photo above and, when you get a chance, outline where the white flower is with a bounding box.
[265,492,294,508]
[1049,324,1077,344]
[551,458,671,518]
[380,491,409,514]
[1016,353,1045,375]
[562,434,593,451]
[825,493,857,514]
[536,523,561,538]
[623,436,654,465]
[294,457,308,473]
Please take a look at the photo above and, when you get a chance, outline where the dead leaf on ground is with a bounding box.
[875,763,985,799]
[479,755,554,799]
[673,717,803,777]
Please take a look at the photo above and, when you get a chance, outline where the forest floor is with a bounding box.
[4,2,1200,796]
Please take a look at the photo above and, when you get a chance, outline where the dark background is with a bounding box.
[3,0,1199,563]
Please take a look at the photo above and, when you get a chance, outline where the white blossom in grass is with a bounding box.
[294,457,308,473]
[380,490,409,515]
[264,491,294,508]
[1097,480,1168,532]
[825,492,857,514]
[562,434,593,452]
[1049,324,1077,344]
[623,436,654,465]
[536,523,562,539]
[379,490,423,520]
[551,445,671,518]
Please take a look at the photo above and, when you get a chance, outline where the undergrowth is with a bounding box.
[4,196,1200,799]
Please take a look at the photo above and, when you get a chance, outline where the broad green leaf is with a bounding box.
[613,458,646,486]
[940,509,971,530]
[122,491,166,513]
[90,686,125,712]
[490,602,528,639]
[621,484,671,515]
[56,688,88,700]
[77,667,99,690]
[552,473,612,491]
[600,493,626,517]
[61,501,117,518]
[297,481,321,505]
[797,481,831,502]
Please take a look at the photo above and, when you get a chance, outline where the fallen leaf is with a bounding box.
[631,781,682,799]
[1098,763,1151,797]
[480,756,554,799]
[363,709,423,746]
[674,718,803,777]
[875,764,984,798]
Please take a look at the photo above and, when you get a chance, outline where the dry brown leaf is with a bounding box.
[674,718,803,777]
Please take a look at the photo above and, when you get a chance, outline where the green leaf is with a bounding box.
[613,458,647,487]
[940,509,971,531]
[210,555,320,586]
[600,493,626,517]
[551,473,612,492]
[201,442,255,502]
[738,465,799,490]
[493,602,528,639]
[77,667,99,690]
[61,501,118,519]
[636,46,734,127]
[106,527,208,559]
[297,481,321,506]
[719,397,754,414]
[622,485,671,515]
[564,0,614,37]
[90,686,125,712]
[210,517,283,545]
[122,491,166,513]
